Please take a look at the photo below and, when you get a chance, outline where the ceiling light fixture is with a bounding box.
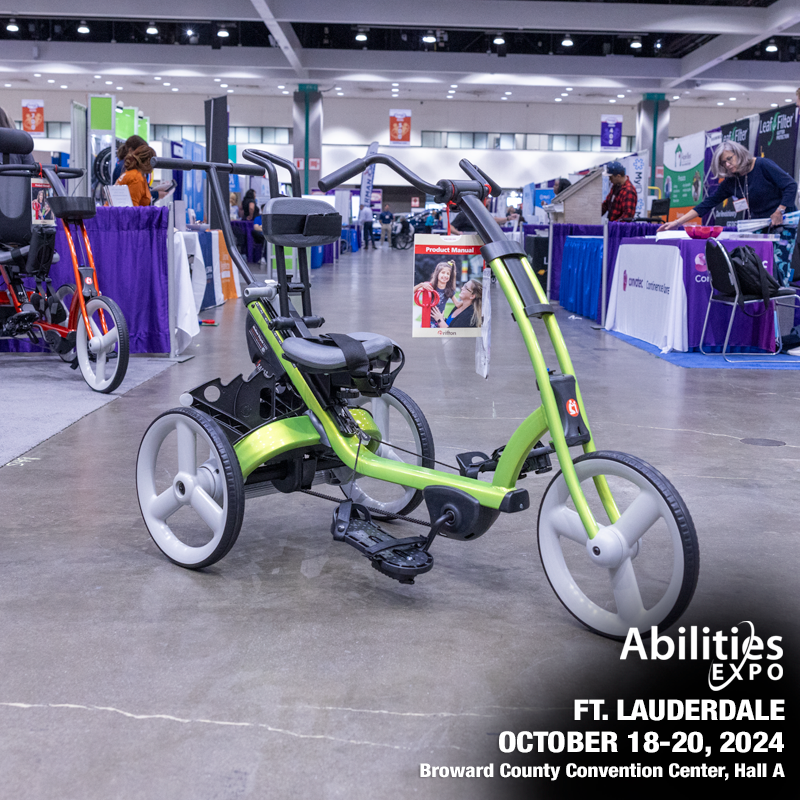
[60,85,67,89]
[217,27,229,38]
[355,28,368,42]
[47,79,55,83]
[220,83,228,88]
[392,83,399,87]
[116,86,123,90]
[172,88,179,92]
[555,98,563,102]
[35,73,42,78]
[77,21,90,35]
[6,19,19,33]
[422,31,436,44]
[155,77,162,81]
[771,103,778,108]
[146,22,158,35]
[561,93,568,97]
[494,35,505,46]
[282,90,290,95]
[617,94,625,98]
[630,36,642,50]
[672,95,680,100]
[566,87,573,91]
[163,82,170,86]
[186,29,194,36]
[504,91,512,95]
[104,80,112,85]
[561,34,573,47]
[277,84,284,88]
[730,97,737,101]
[765,38,778,53]
[609,99,616,103]
[717,101,724,106]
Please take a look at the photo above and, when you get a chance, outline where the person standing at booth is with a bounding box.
[601,161,638,222]
[358,204,375,250]
[659,141,796,232]
[378,204,393,247]
[115,144,157,207]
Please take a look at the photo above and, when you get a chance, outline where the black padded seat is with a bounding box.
[48,196,96,220]
[281,332,394,373]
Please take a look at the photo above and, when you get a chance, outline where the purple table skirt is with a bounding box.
[1,206,169,354]
[619,237,777,352]
[231,219,263,263]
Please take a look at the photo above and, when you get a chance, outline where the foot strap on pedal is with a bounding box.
[331,500,433,584]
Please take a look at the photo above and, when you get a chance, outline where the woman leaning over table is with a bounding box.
[658,140,797,232]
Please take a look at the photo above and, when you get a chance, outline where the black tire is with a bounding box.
[336,387,435,518]
[537,451,699,640]
[53,284,77,361]
[75,295,129,393]
[136,407,245,569]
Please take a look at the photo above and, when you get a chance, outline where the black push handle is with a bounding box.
[151,157,264,176]
[243,149,302,197]
[0,163,84,178]
[459,159,502,197]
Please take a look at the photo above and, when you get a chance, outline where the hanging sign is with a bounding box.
[600,114,623,151]
[756,104,797,178]
[21,99,45,137]
[412,234,484,338]
[389,109,412,145]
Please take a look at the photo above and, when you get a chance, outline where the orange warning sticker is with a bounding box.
[567,399,579,417]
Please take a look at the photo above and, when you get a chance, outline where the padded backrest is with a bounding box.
[0,128,34,156]
[262,197,342,246]
[0,164,32,247]
[705,239,737,296]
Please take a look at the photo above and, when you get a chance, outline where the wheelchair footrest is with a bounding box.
[331,500,433,584]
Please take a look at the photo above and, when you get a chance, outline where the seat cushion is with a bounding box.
[281,332,394,372]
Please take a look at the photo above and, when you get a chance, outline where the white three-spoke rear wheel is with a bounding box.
[75,296,129,393]
[137,408,245,569]
[538,451,698,639]
[334,388,434,518]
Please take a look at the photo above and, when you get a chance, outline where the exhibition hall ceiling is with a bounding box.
[1,1,799,109]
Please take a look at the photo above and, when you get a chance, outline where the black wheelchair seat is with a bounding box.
[281,332,395,373]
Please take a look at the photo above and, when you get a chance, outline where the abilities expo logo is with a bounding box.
[621,621,783,691]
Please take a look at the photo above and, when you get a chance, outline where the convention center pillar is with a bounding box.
[293,84,323,195]
[635,93,670,191]
[205,95,229,230]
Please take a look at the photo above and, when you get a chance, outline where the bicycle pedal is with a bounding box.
[331,500,433,584]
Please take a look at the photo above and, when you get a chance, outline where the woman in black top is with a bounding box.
[241,189,257,221]
[659,140,797,231]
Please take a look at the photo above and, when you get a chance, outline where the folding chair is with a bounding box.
[699,237,800,362]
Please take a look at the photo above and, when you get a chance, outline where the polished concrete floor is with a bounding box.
[1,243,798,799]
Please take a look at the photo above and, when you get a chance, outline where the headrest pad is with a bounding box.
[0,128,34,156]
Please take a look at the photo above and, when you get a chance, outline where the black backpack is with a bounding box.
[729,245,781,314]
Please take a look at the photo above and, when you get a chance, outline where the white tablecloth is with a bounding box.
[606,244,688,353]
[172,232,203,354]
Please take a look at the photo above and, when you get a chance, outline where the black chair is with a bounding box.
[699,238,799,361]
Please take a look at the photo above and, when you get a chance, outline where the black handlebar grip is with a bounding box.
[318,159,367,192]
[151,157,194,171]
[230,163,265,176]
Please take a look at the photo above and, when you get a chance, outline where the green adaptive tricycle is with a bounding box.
[136,149,698,640]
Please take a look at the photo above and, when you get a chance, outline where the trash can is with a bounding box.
[349,227,359,252]
[310,246,324,269]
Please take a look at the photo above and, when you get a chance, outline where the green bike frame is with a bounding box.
[233,252,618,542]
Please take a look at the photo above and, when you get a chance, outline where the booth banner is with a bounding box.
[600,114,623,150]
[21,99,44,137]
[663,132,705,221]
[215,231,241,302]
[359,141,380,208]
[389,109,411,145]
[412,234,484,337]
[181,140,206,223]
[522,183,534,221]
[756,104,797,178]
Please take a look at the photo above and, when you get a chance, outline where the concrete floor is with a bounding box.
[1,244,798,799]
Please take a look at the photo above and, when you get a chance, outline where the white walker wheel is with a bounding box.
[334,388,435,518]
[136,408,245,569]
[537,451,699,640]
[75,296,129,393]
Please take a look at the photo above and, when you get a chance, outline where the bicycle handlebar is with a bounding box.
[318,153,502,203]
[151,157,264,176]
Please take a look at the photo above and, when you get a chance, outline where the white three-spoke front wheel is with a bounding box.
[136,408,245,569]
[75,296,129,393]
[537,451,699,640]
